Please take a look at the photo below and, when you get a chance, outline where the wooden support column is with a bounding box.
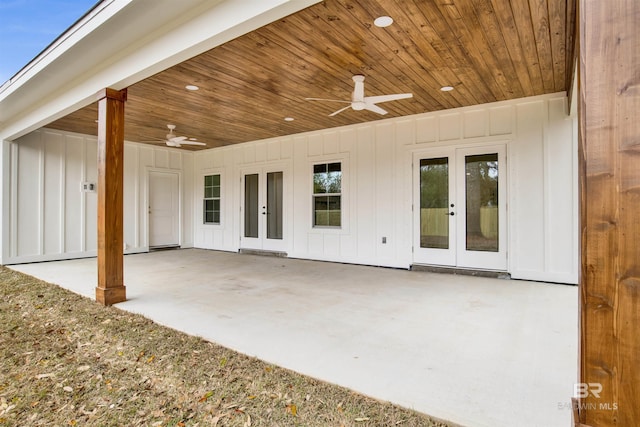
[95,88,127,306]
[577,0,639,425]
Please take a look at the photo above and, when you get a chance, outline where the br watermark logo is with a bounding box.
[574,383,602,399]
[557,383,618,411]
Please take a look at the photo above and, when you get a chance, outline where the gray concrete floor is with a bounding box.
[12,249,578,427]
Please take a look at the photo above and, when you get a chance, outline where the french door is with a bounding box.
[240,165,287,252]
[413,145,507,270]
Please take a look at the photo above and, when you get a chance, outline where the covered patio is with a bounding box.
[12,249,577,427]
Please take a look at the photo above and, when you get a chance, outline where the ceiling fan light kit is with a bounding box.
[140,124,207,148]
[305,74,412,117]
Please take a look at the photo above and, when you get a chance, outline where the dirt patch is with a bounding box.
[0,267,451,426]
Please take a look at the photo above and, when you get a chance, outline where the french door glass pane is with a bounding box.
[244,174,259,238]
[465,154,499,252]
[420,157,449,249]
[266,172,283,239]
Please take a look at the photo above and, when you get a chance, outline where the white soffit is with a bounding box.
[0,0,320,141]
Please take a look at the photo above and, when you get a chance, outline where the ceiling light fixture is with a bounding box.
[185,85,199,91]
[374,16,393,28]
[440,86,454,92]
[284,117,295,122]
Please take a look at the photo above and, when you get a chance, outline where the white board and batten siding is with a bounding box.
[193,93,578,284]
[6,129,194,264]
[5,92,577,284]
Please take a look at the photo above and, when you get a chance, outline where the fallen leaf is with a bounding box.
[219,357,227,367]
[287,404,297,416]
[199,391,214,403]
[212,412,229,427]
[36,373,54,379]
[63,386,73,393]
[77,366,90,372]
[355,417,370,422]
[146,355,155,363]
[247,395,257,400]
[244,414,252,427]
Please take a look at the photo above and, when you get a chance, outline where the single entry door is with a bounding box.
[149,171,180,248]
[413,145,507,270]
[240,167,286,252]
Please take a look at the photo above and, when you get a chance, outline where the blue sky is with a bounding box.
[0,0,97,83]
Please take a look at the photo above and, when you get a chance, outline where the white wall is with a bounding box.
[193,93,578,284]
[6,129,193,264]
[4,93,577,284]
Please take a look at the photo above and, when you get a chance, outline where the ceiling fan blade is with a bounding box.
[169,136,187,142]
[363,103,388,115]
[305,97,351,103]
[166,141,181,147]
[179,141,206,146]
[328,105,352,117]
[364,93,413,104]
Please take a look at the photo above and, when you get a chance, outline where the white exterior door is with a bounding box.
[149,171,180,248]
[413,144,507,270]
[240,165,287,252]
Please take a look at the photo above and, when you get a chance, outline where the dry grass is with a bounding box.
[0,267,451,427]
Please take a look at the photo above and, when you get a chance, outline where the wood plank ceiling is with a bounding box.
[47,0,576,150]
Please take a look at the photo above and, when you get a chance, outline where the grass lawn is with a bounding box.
[0,267,451,426]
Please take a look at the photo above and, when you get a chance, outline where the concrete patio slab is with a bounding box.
[11,249,578,427]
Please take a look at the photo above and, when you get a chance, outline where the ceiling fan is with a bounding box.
[305,75,413,116]
[142,124,206,147]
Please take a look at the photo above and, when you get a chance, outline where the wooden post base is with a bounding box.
[95,285,127,306]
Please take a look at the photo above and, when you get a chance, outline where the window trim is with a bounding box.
[203,173,221,225]
[312,161,342,229]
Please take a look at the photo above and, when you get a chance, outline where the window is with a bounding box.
[313,162,341,227]
[203,174,220,224]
